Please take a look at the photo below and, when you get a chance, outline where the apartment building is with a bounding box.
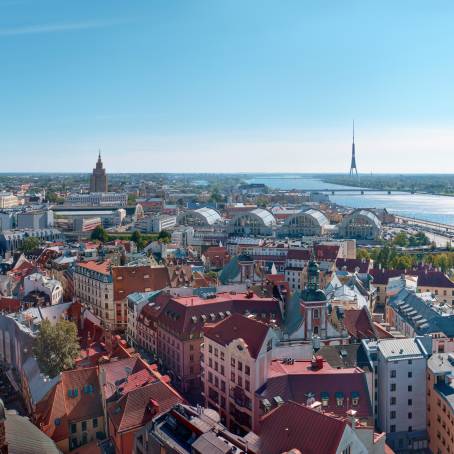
[75,261,170,332]
[364,337,430,452]
[427,353,454,454]
[154,292,282,393]
[202,313,276,434]
[74,261,115,330]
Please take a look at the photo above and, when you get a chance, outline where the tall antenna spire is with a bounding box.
[349,120,358,177]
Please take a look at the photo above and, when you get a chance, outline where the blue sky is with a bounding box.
[1,0,454,173]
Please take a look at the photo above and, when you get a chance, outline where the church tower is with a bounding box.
[90,151,108,193]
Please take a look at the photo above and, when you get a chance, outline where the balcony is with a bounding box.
[230,386,252,411]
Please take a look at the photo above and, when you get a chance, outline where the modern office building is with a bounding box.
[364,337,430,452]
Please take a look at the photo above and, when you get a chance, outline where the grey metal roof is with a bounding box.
[352,210,381,227]
[178,208,221,225]
[378,338,426,359]
[389,288,454,337]
[284,208,329,227]
[5,410,61,454]
[230,208,277,227]
[22,357,61,405]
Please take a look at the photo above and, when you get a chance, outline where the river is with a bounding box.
[245,175,454,226]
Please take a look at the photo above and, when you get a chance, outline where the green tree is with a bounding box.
[46,191,64,204]
[357,249,371,260]
[434,254,450,273]
[390,254,413,270]
[21,236,40,254]
[127,194,137,205]
[393,232,409,247]
[33,319,80,378]
[91,225,109,243]
[210,192,223,203]
[130,230,145,249]
[158,230,171,244]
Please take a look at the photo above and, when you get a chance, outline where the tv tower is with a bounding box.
[349,120,358,177]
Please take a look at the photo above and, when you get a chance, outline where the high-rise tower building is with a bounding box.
[90,151,108,193]
[349,120,358,176]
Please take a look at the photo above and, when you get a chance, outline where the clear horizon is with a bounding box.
[2,0,454,172]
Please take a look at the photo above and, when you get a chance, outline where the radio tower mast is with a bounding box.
[349,120,358,177]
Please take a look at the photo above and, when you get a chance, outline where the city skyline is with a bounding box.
[2,0,454,172]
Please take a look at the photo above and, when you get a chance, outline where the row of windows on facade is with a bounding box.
[207,370,251,393]
[390,370,414,378]
[69,417,98,433]
[390,384,414,392]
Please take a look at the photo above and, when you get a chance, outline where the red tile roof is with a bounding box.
[343,307,377,340]
[204,314,271,359]
[0,297,20,313]
[370,268,454,288]
[258,401,347,454]
[112,265,170,301]
[77,260,111,275]
[286,249,311,260]
[257,359,372,421]
[336,258,371,274]
[159,292,281,340]
[107,380,183,433]
[315,244,340,261]
[37,366,104,442]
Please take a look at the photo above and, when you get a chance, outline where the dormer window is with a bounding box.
[351,392,359,406]
[321,392,329,406]
[335,392,344,406]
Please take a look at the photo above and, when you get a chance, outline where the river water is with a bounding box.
[246,175,454,225]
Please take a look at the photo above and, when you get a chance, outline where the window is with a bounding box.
[408,385,413,392]
[238,361,243,372]
[390,370,396,378]
[245,365,250,375]
[408,412,412,419]
[71,423,77,434]
[93,418,98,428]
[408,399,413,406]
[231,372,235,382]
[408,359,412,365]
[408,371,412,378]
[209,345,213,353]
[391,384,396,392]
[313,309,319,319]
[231,358,235,367]
[390,411,396,419]
[245,380,250,392]
[214,348,218,357]
[238,376,242,387]
[390,425,396,433]
[342,447,351,454]
[267,339,272,351]
[390,397,396,405]
[81,421,87,431]
[408,426,413,432]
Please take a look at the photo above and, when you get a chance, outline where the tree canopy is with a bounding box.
[130,230,146,249]
[33,319,80,378]
[90,225,110,243]
[21,236,40,254]
[158,230,171,243]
